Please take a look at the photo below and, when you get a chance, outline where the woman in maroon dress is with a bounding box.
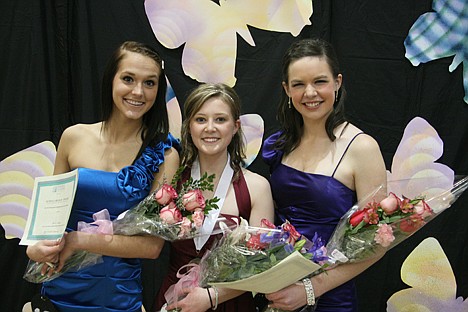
[154,83,274,312]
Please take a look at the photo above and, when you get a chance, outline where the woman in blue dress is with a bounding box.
[262,38,387,312]
[26,41,180,312]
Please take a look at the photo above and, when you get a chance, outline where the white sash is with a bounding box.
[192,154,233,251]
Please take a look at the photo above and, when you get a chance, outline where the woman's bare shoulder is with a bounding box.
[242,168,271,189]
[341,123,380,151]
[60,123,101,143]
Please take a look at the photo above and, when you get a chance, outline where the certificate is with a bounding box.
[20,169,78,245]
[208,250,322,293]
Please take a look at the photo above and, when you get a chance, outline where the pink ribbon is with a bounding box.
[164,263,200,306]
[77,209,113,234]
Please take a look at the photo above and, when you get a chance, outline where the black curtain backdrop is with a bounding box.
[1,1,467,311]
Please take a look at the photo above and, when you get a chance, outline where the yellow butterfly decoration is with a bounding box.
[387,237,468,311]
[386,117,456,209]
[0,141,56,239]
[145,0,313,86]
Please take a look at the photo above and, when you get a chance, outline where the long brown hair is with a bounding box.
[181,83,245,175]
[101,41,169,161]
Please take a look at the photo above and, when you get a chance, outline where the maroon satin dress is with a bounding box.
[154,169,255,312]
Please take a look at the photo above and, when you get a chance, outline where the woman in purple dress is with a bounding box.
[262,38,387,312]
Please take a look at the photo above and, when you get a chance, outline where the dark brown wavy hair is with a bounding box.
[274,38,347,155]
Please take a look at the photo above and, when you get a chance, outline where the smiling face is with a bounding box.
[283,56,342,123]
[189,96,240,159]
[111,51,161,121]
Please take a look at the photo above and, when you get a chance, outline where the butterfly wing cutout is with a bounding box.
[0,141,56,239]
[145,0,313,86]
[166,78,182,140]
[387,117,454,204]
[240,114,264,168]
[404,0,468,103]
[387,237,468,311]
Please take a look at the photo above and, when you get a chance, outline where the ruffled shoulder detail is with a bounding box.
[261,131,284,172]
[117,133,180,200]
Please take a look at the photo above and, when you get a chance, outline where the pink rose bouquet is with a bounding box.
[112,167,220,241]
[325,176,468,266]
[24,168,222,283]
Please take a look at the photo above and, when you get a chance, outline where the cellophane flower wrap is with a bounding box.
[24,167,221,283]
[198,218,328,289]
[112,166,220,240]
[325,176,468,266]
[23,209,114,283]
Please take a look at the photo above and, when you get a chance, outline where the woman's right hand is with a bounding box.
[26,238,65,264]
[165,286,212,312]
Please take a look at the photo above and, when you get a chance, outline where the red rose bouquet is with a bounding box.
[325,176,468,266]
[160,218,327,311]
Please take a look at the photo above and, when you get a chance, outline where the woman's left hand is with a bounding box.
[165,286,211,312]
[265,283,307,311]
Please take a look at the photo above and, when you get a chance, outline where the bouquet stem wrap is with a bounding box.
[23,209,113,283]
[164,262,201,307]
[325,176,468,266]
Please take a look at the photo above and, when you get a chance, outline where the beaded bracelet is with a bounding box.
[302,278,315,306]
[212,285,219,310]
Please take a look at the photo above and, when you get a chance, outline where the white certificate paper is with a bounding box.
[20,169,78,245]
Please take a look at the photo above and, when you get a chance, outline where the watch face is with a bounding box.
[253,293,269,311]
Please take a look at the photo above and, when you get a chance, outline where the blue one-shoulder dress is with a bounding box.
[42,134,178,312]
[262,131,360,312]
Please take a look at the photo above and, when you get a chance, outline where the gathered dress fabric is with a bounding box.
[154,169,256,312]
[42,134,179,312]
[262,131,362,312]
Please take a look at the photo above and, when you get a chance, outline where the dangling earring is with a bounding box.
[288,97,292,109]
[334,91,338,104]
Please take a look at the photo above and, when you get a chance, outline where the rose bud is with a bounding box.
[413,200,433,218]
[379,192,400,215]
[159,202,182,224]
[192,208,205,228]
[349,209,366,227]
[399,214,425,233]
[260,218,276,229]
[182,189,206,211]
[246,234,268,250]
[282,221,301,244]
[154,184,178,205]
[178,217,193,237]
